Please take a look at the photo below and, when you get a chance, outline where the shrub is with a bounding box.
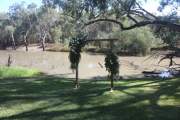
[112,27,161,56]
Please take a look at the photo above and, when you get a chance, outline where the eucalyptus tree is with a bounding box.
[0,15,16,50]
[0,13,16,50]
[8,2,37,50]
[14,3,38,51]
[8,2,26,49]
[36,6,62,51]
[158,28,179,48]
[153,20,180,68]
[5,25,16,50]
[0,13,10,49]
[22,3,38,51]
[45,0,180,31]
[153,19,180,48]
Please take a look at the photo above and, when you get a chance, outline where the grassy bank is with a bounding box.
[0,66,40,78]
[0,76,179,120]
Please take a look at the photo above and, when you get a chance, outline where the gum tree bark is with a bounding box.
[11,32,16,50]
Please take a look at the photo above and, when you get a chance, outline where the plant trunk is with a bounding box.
[75,64,79,89]
[110,74,114,91]
[11,32,16,50]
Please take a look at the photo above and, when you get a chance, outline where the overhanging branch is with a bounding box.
[84,18,180,31]
[127,14,138,23]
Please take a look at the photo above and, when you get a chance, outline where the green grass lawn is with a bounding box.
[0,76,179,120]
[0,66,40,78]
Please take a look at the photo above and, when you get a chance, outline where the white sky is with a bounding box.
[0,0,42,12]
[0,0,179,16]
[141,0,180,16]
[142,0,160,14]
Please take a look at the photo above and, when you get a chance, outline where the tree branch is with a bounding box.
[127,14,138,23]
[84,18,180,31]
[130,11,151,20]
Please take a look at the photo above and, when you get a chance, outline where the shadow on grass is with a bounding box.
[0,76,179,120]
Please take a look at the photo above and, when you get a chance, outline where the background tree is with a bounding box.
[0,13,10,49]
[154,24,180,49]
[48,0,180,31]
[0,0,179,55]
[35,6,65,51]
[14,3,38,51]
[8,2,26,49]
[5,25,16,50]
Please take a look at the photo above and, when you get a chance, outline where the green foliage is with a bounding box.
[69,50,81,69]
[69,33,87,50]
[0,66,40,78]
[105,51,119,76]
[154,26,180,48]
[5,25,15,33]
[50,26,62,43]
[128,38,149,56]
[112,27,161,56]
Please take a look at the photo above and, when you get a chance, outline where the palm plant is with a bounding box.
[105,51,119,91]
[69,33,87,88]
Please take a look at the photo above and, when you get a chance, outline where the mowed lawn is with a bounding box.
[0,76,179,120]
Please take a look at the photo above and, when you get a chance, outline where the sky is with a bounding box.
[0,0,179,16]
[0,0,161,13]
[0,0,42,12]
[142,0,180,16]
[142,0,160,13]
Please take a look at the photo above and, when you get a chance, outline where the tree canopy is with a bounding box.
[45,0,180,31]
[0,0,179,53]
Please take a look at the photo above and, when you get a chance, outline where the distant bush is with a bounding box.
[45,44,70,52]
[112,27,161,56]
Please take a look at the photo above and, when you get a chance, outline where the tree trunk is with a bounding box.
[42,39,45,51]
[24,35,28,51]
[25,42,28,51]
[42,34,46,51]
[75,64,79,89]
[11,32,16,50]
[7,55,12,67]
[110,74,114,91]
